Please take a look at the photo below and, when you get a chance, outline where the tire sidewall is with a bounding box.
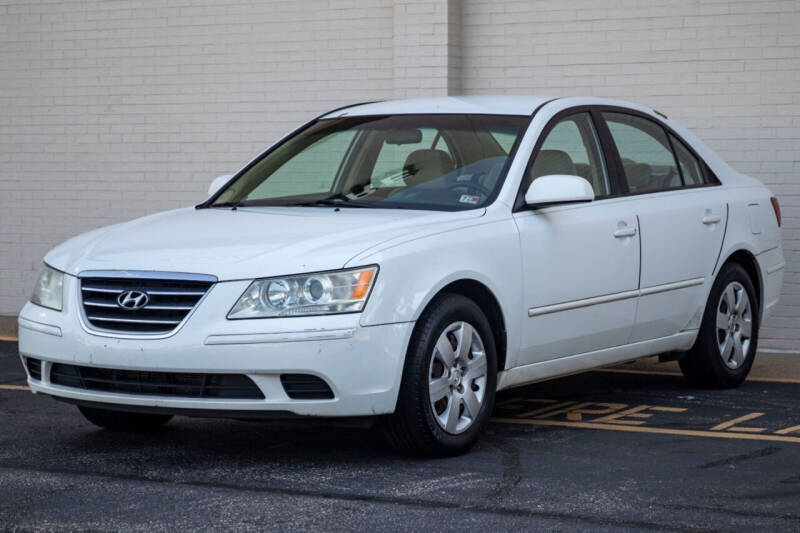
[410,294,498,452]
[699,263,760,383]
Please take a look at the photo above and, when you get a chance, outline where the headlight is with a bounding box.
[31,264,64,311]
[228,266,378,319]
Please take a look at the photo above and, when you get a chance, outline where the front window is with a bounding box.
[211,114,528,211]
[529,112,610,197]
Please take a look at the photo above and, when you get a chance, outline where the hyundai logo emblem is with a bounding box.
[117,290,149,310]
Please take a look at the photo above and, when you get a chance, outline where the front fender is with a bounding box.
[348,216,524,367]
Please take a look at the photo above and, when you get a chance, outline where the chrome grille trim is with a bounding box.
[82,300,118,308]
[87,316,183,325]
[83,300,195,311]
[81,286,208,296]
[78,271,217,338]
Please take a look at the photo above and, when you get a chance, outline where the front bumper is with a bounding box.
[17,275,414,417]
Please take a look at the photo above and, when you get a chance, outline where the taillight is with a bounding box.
[770,197,781,227]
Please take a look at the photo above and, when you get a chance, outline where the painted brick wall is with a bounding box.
[0,0,396,314]
[393,0,454,97]
[461,0,800,351]
[1,0,799,351]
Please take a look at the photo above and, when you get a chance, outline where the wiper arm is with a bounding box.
[291,194,372,208]
[316,193,350,203]
[206,194,373,209]
[292,199,373,208]
[209,201,245,210]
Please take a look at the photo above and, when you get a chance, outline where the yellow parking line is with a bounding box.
[491,417,800,444]
[0,384,28,391]
[0,335,18,342]
[595,368,800,385]
[711,412,765,432]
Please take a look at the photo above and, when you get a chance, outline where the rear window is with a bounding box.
[603,112,681,193]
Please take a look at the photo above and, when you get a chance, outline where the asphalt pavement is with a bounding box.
[1,339,799,532]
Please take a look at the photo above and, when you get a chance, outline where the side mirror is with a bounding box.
[524,175,594,208]
[208,174,233,197]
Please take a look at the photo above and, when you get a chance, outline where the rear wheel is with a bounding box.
[78,405,172,431]
[679,263,759,388]
[383,293,497,456]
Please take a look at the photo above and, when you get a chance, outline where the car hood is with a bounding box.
[45,206,485,280]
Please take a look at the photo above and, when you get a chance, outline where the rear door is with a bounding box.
[601,111,727,342]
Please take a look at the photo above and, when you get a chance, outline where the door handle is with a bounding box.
[613,227,637,238]
[702,215,721,225]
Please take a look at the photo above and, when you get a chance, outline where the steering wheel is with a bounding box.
[444,180,492,197]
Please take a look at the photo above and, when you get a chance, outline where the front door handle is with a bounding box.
[702,214,721,225]
[613,227,637,238]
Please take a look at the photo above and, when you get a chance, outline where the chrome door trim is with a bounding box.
[528,289,639,317]
[638,277,704,296]
[528,277,705,317]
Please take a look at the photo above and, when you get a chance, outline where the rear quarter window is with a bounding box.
[670,134,707,185]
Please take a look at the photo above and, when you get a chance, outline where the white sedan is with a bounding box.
[18,96,785,456]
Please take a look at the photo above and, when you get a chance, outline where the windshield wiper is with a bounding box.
[209,201,245,209]
[290,194,373,208]
[295,200,373,208]
[204,194,373,209]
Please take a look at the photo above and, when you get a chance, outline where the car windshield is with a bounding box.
[210,114,528,211]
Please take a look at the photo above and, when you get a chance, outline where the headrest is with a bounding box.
[403,149,455,187]
[530,149,576,178]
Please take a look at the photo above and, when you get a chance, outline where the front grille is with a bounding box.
[79,275,214,335]
[280,374,334,400]
[50,363,265,399]
[25,357,42,380]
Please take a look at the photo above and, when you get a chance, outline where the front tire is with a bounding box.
[383,293,498,456]
[679,262,759,388]
[78,405,173,431]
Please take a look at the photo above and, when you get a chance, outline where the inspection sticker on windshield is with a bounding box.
[459,194,480,205]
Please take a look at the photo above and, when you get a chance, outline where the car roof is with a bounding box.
[320,96,555,118]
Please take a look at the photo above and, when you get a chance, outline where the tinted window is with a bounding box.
[530,112,610,197]
[604,112,681,193]
[248,130,357,199]
[489,130,518,153]
[212,114,528,211]
[670,134,705,185]
[370,127,452,188]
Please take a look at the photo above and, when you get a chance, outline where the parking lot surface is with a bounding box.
[1,339,799,532]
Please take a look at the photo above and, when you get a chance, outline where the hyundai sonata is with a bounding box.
[18,96,785,455]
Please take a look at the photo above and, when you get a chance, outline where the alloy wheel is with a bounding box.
[428,321,487,434]
[716,281,753,369]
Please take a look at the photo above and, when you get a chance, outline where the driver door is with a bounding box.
[514,111,640,365]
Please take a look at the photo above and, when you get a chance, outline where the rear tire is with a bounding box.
[679,263,759,388]
[78,406,172,431]
[383,293,497,457]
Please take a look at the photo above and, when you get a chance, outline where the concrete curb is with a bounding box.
[0,316,16,338]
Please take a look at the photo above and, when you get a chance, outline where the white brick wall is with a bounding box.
[461,0,800,351]
[0,0,396,312]
[1,0,798,351]
[392,0,459,96]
